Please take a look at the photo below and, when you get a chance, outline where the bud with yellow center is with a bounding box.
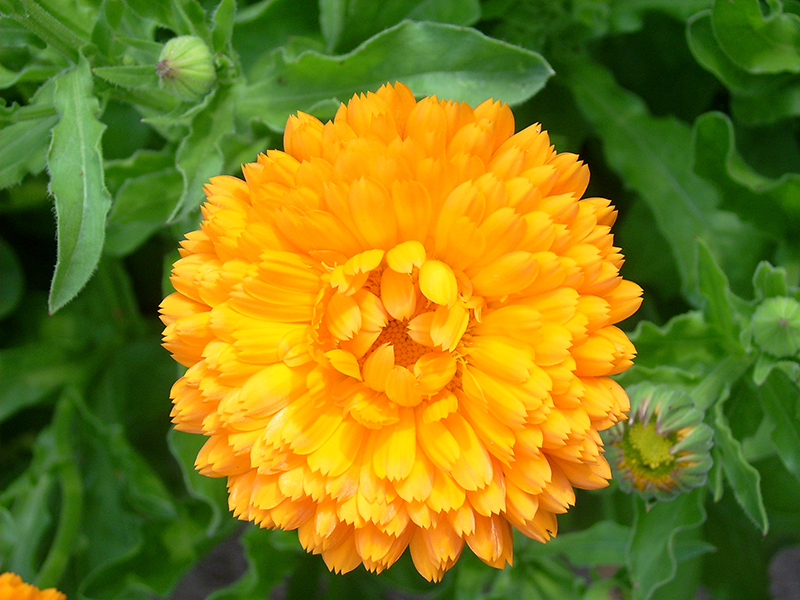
[604,383,713,502]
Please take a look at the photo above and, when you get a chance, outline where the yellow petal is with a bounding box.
[420,391,458,423]
[465,335,535,384]
[380,269,416,320]
[362,343,394,392]
[325,349,362,380]
[419,259,458,307]
[413,351,457,395]
[430,304,469,352]
[232,362,312,419]
[445,411,493,491]
[373,407,416,480]
[468,251,538,298]
[386,240,426,273]
[307,418,364,476]
[325,293,362,341]
[415,411,461,471]
[385,365,422,407]
[277,327,313,366]
[394,445,434,502]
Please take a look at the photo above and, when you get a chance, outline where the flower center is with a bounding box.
[368,319,429,368]
[618,421,680,492]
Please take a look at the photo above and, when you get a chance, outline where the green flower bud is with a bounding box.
[157,36,216,101]
[752,296,800,358]
[604,383,713,502]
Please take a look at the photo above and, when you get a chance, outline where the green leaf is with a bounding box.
[691,354,754,411]
[712,389,769,533]
[628,312,723,376]
[0,78,58,189]
[167,430,230,537]
[626,489,706,600]
[696,238,739,346]
[92,65,158,89]
[47,55,113,313]
[171,86,235,221]
[0,235,24,318]
[522,520,630,567]
[712,0,800,74]
[0,343,76,424]
[692,111,800,240]
[760,368,800,482]
[320,0,481,53]
[211,0,236,53]
[105,168,182,255]
[688,11,795,98]
[752,261,789,300]
[240,21,553,131]
[564,60,719,302]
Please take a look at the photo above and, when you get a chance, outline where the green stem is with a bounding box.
[11,0,87,62]
[35,391,83,590]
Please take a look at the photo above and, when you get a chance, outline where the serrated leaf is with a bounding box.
[565,60,719,302]
[171,86,235,221]
[628,312,722,375]
[692,111,800,239]
[626,489,706,600]
[92,65,158,89]
[320,0,481,53]
[713,391,769,533]
[712,0,800,74]
[47,55,113,313]
[760,368,800,482]
[240,21,553,131]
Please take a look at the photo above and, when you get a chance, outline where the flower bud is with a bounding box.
[604,383,713,502]
[157,36,216,101]
[752,296,800,358]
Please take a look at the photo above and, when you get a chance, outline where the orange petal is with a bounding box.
[414,351,457,395]
[325,293,362,341]
[430,304,469,352]
[362,343,395,392]
[469,251,538,298]
[380,269,416,320]
[385,365,422,407]
[325,349,362,380]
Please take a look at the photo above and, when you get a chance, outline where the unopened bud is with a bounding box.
[752,296,800,358]
[157,36,216,101]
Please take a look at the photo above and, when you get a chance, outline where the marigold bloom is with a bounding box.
[161,82,642,581]
[0,573,65,600]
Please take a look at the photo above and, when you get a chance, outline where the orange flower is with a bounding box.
[0,573,65,600]
[161,82,642,581]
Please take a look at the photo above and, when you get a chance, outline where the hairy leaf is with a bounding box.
[47,56,113,313]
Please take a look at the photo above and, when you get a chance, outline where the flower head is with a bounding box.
[0,573,65,600]
[161,82,642,581]
[604,383,713,502]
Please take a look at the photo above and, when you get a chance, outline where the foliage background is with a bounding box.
[2,0,800,598]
